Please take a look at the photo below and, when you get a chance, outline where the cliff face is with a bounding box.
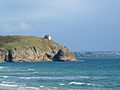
[0,49,6,62]
[0,36,76,62]
[53,48,76,61]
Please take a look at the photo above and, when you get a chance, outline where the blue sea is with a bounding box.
[0,57,120,90]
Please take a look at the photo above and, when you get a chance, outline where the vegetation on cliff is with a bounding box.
[0,36,75,62]
[0,36,61,50]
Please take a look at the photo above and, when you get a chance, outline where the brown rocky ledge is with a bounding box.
[0,36,76,62]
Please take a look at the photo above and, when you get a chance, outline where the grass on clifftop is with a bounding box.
[0,36,63,50]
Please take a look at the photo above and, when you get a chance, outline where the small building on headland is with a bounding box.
[44,35,51,40]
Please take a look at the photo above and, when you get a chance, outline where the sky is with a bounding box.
[0,0,120,51]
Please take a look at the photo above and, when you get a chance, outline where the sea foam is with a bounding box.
[69,82,96,86]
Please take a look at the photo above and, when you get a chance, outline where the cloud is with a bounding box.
[0,22,31,34]
[19,22,31,31]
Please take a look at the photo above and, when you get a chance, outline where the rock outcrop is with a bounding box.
[0,36,76,62]
[53,48,76,61]
[0,49,6,62]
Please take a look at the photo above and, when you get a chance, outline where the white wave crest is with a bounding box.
[59,83,65,86]
[69,82,96,86]
[0,67,6,69]
[19,76,90,80]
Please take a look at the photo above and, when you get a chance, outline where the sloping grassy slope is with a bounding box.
[0,36,63,50]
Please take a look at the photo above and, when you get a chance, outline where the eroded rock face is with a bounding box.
[5,47,53,62]
[0,49,6,62]
[53,48,76,61]
[0,47,76,62]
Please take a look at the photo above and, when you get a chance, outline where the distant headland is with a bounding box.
[0,35,76,62]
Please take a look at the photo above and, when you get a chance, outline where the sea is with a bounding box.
[0,57,120,90]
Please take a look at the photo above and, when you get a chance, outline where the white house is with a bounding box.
[44,35,51,40]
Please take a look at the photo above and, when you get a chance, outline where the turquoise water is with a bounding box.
[0,57,120,90]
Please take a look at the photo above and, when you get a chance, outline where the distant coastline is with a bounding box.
[74,51,120,58]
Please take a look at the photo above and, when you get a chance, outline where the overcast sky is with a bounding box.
[0,0,120,51]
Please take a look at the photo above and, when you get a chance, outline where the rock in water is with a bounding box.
[0,36,76,62]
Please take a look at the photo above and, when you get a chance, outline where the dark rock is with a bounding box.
[7,49,13,62]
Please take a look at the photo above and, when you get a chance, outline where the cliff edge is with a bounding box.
[0,36,76,62]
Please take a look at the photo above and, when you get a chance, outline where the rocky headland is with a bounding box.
[0,36,76,62]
